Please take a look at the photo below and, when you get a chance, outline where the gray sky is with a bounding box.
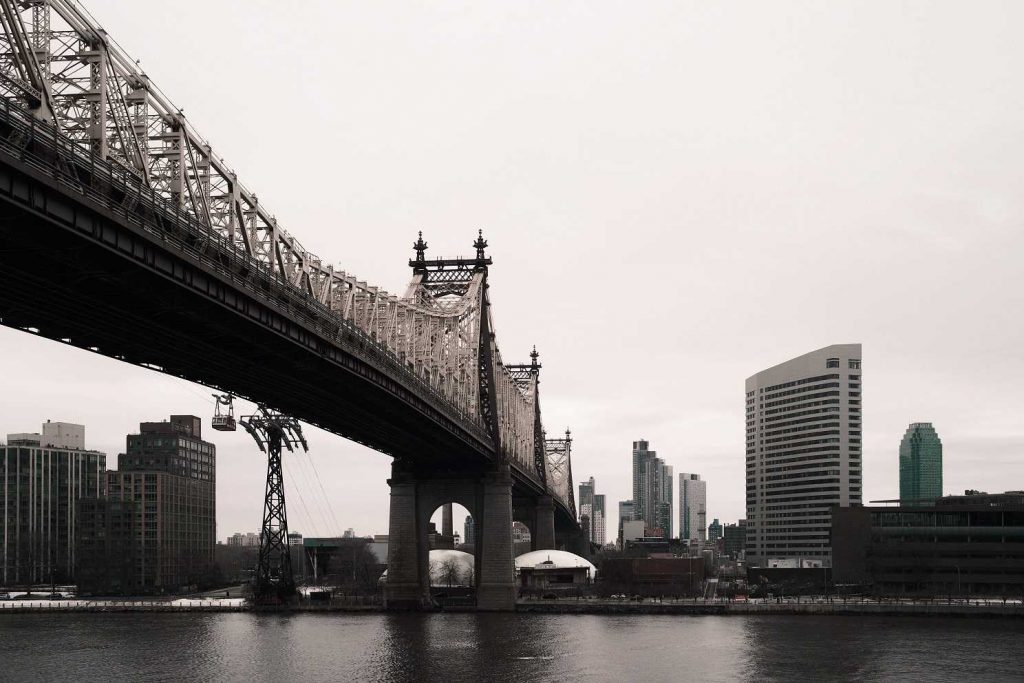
[3,1,1023,540]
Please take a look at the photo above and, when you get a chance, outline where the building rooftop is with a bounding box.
[514,549,597,574]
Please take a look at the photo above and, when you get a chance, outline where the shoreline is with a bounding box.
[514,599,1024,618]
[1,599,1023,617]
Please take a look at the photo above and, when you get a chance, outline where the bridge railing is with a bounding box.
[0,97,490,447]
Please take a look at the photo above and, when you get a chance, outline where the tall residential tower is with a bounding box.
[632,440,673,538]
[103,415,216,591]
[745,344,862,567]
[2,422,106,584]
[578,478,606,545]
[592,494,606,545]
[579,477,595,542]
[679,473,707,543]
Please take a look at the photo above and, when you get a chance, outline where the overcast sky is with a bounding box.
[2,1,1023,541]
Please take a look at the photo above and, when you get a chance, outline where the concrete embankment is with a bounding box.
[0,600,248,613]
[516,600,1024,618]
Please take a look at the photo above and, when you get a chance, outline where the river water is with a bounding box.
[1,613,1021,682]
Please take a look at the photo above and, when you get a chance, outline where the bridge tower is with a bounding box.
[384,231,520,611]
[508,347,558,552]
[240,406,308,603]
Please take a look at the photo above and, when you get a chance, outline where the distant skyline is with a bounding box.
[3,0,1024,538]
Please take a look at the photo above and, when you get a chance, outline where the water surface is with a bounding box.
[1,613,1020,682]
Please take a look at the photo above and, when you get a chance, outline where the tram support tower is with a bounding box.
[240,406,308,603]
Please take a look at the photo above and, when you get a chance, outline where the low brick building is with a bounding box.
[832,492,1024,597]
[600,557,704,596]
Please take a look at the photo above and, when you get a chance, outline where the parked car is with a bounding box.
[0,592,10,600]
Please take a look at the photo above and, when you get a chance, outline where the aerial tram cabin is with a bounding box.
[212,394,237,431]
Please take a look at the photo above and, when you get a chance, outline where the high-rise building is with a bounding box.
[618,500,635,547]
[679,473,706,542]
[899,422,942,501]
[579,477,595,541]
[463,516,475,546]
[708,518,723,543]
[578,478,607,545]
[632,440,673,538]
[592,494,606,545]
[2,423,106,584]
[745,344,863,567]
[723,520,747,559]
[632,440,654,524]
[656,465,673,539]
[103,415,216,591]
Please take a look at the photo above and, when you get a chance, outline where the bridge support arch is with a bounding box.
[383,459,517,611]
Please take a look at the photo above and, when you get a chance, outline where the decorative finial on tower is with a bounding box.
[473,229,488,262]
[530,345,539,369]
[413,231,428,263]
[565,427,572,440]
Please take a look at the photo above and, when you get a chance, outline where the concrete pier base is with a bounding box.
[533,496,556,551]
[476,467,516,611]
[383,460,428,610]
[384,460,517,611]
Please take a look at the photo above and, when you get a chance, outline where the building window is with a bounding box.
[826,358,840,368]
[849,359,861,369]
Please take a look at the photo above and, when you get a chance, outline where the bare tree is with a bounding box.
[438,557,463,588]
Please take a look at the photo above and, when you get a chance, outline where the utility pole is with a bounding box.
[239,405,307,604]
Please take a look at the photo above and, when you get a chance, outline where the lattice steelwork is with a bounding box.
[0,0,576,514]
[240,406,308,603]
[545,430,576,519]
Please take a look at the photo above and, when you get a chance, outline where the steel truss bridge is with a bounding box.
[0,0,581,609]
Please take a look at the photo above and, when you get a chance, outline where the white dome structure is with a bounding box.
[514,549,596,575]
[380,549,475,587]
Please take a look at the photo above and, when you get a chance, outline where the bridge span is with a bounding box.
[0,0,583,609]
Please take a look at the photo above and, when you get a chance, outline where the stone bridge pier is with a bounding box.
[513,495,557,552]
[383,458,519,611]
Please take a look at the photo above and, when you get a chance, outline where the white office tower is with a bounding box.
[745,344,863,567]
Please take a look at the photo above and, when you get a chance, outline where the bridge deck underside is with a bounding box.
[0,153,480,467]
[0,114,575,525]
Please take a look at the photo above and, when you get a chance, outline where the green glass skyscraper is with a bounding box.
[899,422,942,501]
